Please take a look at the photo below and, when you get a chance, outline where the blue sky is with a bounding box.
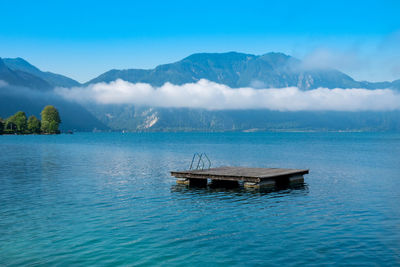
[1,0,399,83]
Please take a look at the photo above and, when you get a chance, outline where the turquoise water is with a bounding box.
[1,132,399,266]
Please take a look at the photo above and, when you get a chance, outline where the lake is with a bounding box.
[0,132,399,266]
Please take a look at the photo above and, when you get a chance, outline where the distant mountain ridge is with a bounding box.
[3,57,81,87]
[87,52,400,90]
[0,58,52,90]
[1,52,400,90]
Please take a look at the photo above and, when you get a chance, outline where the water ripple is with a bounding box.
[0,132,400,265]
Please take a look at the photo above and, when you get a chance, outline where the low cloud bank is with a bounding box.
[55,79,400,111]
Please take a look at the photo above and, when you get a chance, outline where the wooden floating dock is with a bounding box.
[171,166,309,188]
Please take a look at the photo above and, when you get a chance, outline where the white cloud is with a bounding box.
[55,79,400,111]
[295,33,400,82]
[300,48,362,71]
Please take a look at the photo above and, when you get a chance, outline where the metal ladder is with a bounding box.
[189,153,212,170]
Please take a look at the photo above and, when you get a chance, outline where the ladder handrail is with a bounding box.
[189,153,212,170]
[203,153,212,169]
[196,153,204,170]
[189,153,201,170]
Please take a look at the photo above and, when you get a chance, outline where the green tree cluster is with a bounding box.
[28,115,41,134]
[0,118,4,134]
[0,106,61,135]
[41,105,61,134]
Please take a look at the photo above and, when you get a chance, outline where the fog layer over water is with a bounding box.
[56,79,400,111]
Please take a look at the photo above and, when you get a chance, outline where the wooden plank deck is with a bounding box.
[171,166,309,184]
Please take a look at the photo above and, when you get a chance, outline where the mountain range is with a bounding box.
[0,57,106,131]
[3,52,400,90]
[3,57,80,88]
[1,52,400,131]
[87,52,400,90]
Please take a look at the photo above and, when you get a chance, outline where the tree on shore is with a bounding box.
[5,121,16,132]
[41,105,61,134]
[7,111,28,133]
[27,115,41,134]
[1,106,61,135]
[0,118,4,134]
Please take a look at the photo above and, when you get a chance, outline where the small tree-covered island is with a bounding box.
[0,105,61,135]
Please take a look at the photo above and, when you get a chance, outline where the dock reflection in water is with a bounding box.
[171,182,309,198]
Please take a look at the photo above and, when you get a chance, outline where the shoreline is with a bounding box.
[0,133,61,136]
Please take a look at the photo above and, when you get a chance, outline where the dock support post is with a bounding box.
[176,178,190,185]
[289,175,304,184]
[244,180,275,189]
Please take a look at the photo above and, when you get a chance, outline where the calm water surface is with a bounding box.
[0,132,399,266]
